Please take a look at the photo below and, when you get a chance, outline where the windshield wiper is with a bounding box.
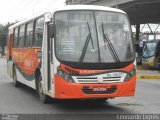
[79,22,94,63]
[102,22,120,63]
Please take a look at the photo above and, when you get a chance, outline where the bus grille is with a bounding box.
[76,77,121,83]
[72,72,127,84]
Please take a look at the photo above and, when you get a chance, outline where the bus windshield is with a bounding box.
[143,42,157,59]
[55,11,134,64]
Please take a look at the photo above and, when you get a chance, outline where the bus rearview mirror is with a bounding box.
[48,23,56,38]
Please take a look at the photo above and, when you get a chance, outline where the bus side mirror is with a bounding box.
[48,23,56,38]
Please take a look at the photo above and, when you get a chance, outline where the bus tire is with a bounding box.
[38,74,50,103]
[12,66,20,87]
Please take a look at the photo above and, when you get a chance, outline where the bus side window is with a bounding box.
[13,28,19,48]
[33,17,44,47]
[18,25,25,48]
[25,21,33,48]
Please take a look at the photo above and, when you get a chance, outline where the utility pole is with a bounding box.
[116,0,118,8]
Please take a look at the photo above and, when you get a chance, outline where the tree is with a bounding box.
[0,23,13,55]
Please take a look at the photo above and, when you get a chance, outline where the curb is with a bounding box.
[137,74,160,79]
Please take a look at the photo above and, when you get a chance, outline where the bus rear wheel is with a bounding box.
[38,75,50,103]
[13,66,20,87]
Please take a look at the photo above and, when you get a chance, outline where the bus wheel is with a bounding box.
[13,66,20,87]
[38,75,50,103]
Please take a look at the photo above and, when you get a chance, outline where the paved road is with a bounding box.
[0,58,160,118]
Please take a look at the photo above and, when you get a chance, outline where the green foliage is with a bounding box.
[0,23,14,54]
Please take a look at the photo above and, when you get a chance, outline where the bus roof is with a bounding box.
[9,5,126,30]
[53,5,126,14]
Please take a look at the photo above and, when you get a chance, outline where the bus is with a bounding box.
[142,39,160,69]
[7,5,136,103]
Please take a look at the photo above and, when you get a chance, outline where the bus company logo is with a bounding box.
[98,76,103,83]
[79,70,96,74]
[64,66,79,74]
[24,59,34,67]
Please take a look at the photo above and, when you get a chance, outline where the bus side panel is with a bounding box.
[7,31,14,78]
[7,60,14,78]
[12,48,41,89]
[7,34,13,60]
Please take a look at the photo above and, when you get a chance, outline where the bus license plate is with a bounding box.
[105,72,124,77]
[93,87,107,92]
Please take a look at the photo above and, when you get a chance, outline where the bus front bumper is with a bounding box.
[54,74,136,99]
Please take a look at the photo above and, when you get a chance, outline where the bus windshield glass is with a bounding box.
[143,42,157,58]
[55,11,134,63]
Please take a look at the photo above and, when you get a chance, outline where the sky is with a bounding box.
[0,0,160,34]
[0,0,65,24]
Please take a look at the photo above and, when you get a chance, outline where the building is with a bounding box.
[66,0,133,7]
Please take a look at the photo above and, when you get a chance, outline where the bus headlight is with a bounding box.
[124,67,136,81]
[57,67,74,83]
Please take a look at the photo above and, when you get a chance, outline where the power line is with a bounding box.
[9,0,34,14]
[8,0,41,21]
[8,0,65,22]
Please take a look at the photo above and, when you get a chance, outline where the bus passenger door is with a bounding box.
[48,37,54,92]
[47,23,56,94]
[46,22,56,97]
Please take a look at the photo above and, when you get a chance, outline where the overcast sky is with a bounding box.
[0,0,65,24]
[0,0,160,34]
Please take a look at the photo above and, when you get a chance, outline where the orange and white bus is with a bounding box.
[7,5,136,103]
